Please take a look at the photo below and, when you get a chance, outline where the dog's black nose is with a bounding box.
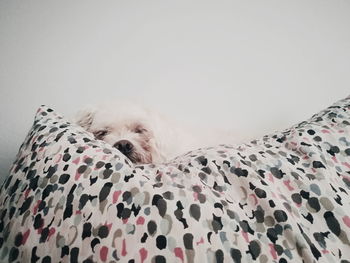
[114,140,134,155]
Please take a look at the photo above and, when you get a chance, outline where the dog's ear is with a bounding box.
[74,108,96,131]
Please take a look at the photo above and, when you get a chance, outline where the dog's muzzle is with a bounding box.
[114,140,134,156]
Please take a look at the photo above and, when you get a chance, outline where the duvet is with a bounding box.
[1,97,350,263]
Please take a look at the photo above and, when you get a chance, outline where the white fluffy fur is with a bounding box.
[74,102,242,164]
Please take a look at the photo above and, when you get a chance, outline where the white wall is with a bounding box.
[1,1,349,182]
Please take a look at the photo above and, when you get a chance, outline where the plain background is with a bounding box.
[0,1,349,183]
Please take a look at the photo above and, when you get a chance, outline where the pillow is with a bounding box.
[1,98,350,262]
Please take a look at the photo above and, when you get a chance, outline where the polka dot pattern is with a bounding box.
[1,97,350,262]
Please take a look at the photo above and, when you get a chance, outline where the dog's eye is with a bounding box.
[134,125,147,134]
[93,129,109,139]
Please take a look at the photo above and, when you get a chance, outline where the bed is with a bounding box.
[1,97,350,262]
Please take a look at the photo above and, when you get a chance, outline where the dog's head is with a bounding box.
[74,103,167,164]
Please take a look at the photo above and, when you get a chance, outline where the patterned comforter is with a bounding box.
[1,97,350,262]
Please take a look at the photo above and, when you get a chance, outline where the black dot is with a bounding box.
[9,247,19,262]
[34,214,43,229]
[270,167,284,179]
[96,161,105,168]
[248,240,261,260]
[147,221,157,236]
[141,233,148,243]
[14,233,23,247]
[183,233,194,249]
[255,188,266,198]
[313,161,325,169]
[274,210,288,222]
[324,211,340,236]
[102,169,113,178]
[156,235,167,250]
[77,165,88,174]
[121,208,131,219]
[231,167,248,177]
[313,136,322,142]
[42,256,51,263]
[91,238,100,252]
[154,255,166,263]
[254,209,264,223]
[274,224,283,235]
[98,225,109,239]
[49,127,58,133]
[199,172,207,181]
[291,193,302,204]
[307,129,315,135]
[300,190,310,199]
[274,244,284,255]
[82,223,92,239]
[308,197,321,212]
[105,163,112,169]
[267,228,278,243]
[71,247,79,263]
[58,174,70,184]
[76,146,85,153]
[215,249,224,263]
[196,156,208,166]
[123,191,132,202]
[9,207,16,219]
[84,158,93,164]
[230,248,242,263]
[330,146,340,154]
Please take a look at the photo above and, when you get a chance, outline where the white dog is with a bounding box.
[74,102,213,164]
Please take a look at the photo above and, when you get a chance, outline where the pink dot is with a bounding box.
[283,180,294,191]
[343,216,350,228]
[75,171,81,181]
[269,244,277,260]
[22,229,30,245]
[24,189,31,199]
[47,228,56,241]
[136,216,145,225]
[100,246,108,262]
[33,200,41,214]
[113,191,122,204]
[241,230,249,243]
[73,157,80,165]
[174,247,184,263]
[139,248,148,263]
[121,239,127,257]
